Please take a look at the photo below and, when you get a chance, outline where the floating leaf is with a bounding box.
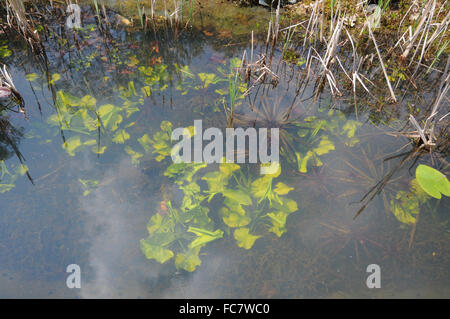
[416,165,450,199]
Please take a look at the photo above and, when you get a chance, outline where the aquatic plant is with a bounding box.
[388,164,449,249]
[294,108,361,173]
[389,178,429,225]
[415,164,449,199]
[0,160,28,193]
[140,121,299,272]
[79,178,99,197]
[0,41,12,59]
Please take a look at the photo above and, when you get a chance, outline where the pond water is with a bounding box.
[0,0,449,298]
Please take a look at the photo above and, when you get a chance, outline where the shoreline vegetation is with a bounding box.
[1,0,448,138]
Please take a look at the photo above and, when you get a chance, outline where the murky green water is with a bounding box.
[0,1,449,298]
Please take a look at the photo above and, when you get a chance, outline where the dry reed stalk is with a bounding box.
[364,8,397,103]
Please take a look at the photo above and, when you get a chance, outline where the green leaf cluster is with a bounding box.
[389,165,449,225]
[140,125,300,272]
[294,109,361,173]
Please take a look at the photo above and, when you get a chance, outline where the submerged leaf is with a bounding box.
[219,162,240,176]
[267,211,289,237]
[389,191,419,225]
[80,95,97,108]
[221,207,251,228]
[79,178,99,196]
[222,189,252,206]
[274,182,294,195]
[112,129,130,144]
[0,184,15,193]
[98,104,123,132]
[140,239,174,264]
[49,73,61,84]
[234,228,260,250]
[188,227,224,249]
[175,246,202,272]
[125,146,143,165]
[63,136,82,156]
[198,73,223,88]
[251,176,272,200]
[26,73,39,82]
[138,134,152,153]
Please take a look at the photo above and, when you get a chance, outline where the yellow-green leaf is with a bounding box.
[26,73,39,82]
[267,211,289,237]
[112,129,130,144]
[222,189,252,205]
[175,246,202,272]
[416,164,450,199]
[234,228,260,250]
[221,207,251,228]
[274,182,294,195]
[188,227,224,249]
[140,239,174,263]
[63,136,82,156]
[49,73,61,84]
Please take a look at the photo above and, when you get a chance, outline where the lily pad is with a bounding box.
[416,165,450,199]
